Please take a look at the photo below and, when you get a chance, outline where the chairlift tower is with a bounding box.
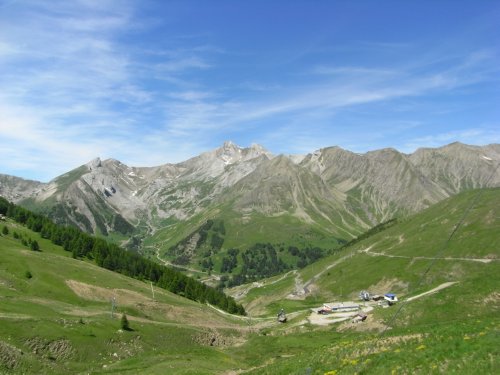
[110,296,116,318]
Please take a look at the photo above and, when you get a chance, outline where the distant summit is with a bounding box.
[1,141,499,255]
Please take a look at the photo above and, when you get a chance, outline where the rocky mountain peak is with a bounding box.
[216,141,242,164]
[214,141,272,165]
[86,157,102,170]
[221,140,240,152]
[245,143,272,160]
[249,143,266,153]
[443,141,466,149]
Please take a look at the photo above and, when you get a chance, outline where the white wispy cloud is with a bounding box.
[0,1,498,181]
[148,45,499,158]
[0,0,219,180]
[311,65,398,77]
[160,49,495,131]
[157,57,212,72]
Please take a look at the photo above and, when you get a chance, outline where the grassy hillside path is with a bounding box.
[405,281,459,302]
[290,251,359,299]
[360,246,496,263]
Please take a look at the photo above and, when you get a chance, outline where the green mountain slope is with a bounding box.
[220,188,499,373]
[3,142,498,280]
[233,188,499,315]
[1,188,498,374]
[0,220,253,374]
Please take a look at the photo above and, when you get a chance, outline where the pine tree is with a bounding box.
[30,240,40,251]
[120,314,130,331]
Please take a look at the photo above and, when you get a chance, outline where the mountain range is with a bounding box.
[1,141,499,268]
[1,185,497,374]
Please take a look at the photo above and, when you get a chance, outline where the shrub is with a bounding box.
[120,314,130,331]
[30,240,40,251]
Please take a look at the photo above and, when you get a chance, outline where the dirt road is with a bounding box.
[405,281,458,302]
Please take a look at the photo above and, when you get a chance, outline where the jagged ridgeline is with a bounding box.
[2,141,499,284]
[0,197,245,315]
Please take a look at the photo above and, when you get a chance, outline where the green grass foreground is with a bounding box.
[0,221,249,374]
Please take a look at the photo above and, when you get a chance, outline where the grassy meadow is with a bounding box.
[1,188,498,373]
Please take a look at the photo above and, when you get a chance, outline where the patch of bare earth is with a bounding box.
[309,311,356,326]
[105,335,143,361]
[66,280,149,305]
[192,328,245,348]
[368,278,409,295]
[337,315,388,333]
[25,337,74,361]
[0,278,16,291]
[0,340,22,370]
[483,291,500,306]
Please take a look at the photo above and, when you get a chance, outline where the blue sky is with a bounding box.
[0,0,499,182]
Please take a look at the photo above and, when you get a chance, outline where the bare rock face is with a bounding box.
[408,142,500,194]
[0,142,274,235]
[1,141,499,244]
[87,157,102,170]
[0,174,41,202]
[299,143,500,223]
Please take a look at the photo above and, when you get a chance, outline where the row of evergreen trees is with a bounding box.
[216,243,328,288]
[0,197,245,315]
